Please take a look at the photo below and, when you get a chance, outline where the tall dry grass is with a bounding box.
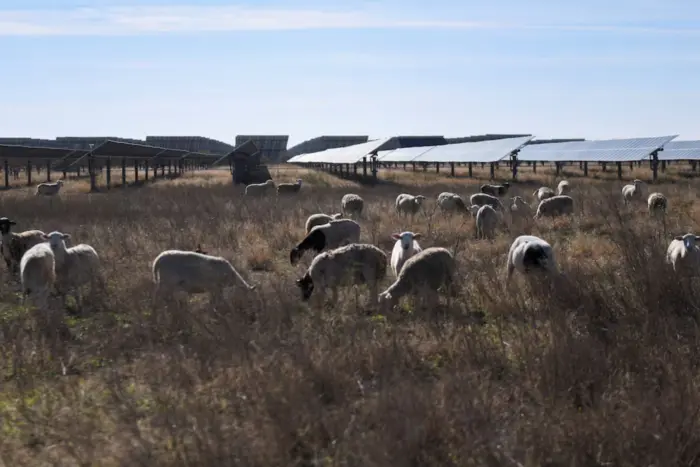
[1,166,700,466]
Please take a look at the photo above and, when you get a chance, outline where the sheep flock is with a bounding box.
[3,166,700,465]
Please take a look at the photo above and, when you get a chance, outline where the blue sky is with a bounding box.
[1,0,700,146]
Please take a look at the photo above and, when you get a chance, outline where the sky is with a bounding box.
[2,1,700,147]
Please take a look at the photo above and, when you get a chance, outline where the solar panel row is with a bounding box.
[287,138,392,164]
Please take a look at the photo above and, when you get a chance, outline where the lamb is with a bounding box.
[390,231,423,277]
[622,179,645,205]
[475,205,500,239]
[506,235,557,282]
[534,195,574,219]
[20,242,56,310]
[277,179,302,195]
[305,212,343,234]
[666,233,700,275]
[244,179,276,196]
[0,217,46,274]
[395,194,427,217]
[533,186,556,202]
[290,219,361,265]
[152,249,256,305]
[469,193,504,211]
[480,182,510,196]
[648,192,668,217]
[557,180,571,196]
[43,231,105,303]
[378,247,456,309]
[437,192,469,214]
[341,193,364,218]
[35,179,64,196]
[295,243,388,305]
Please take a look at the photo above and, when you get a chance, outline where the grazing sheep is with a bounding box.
[378,247,456,309]
[35,179,64,196]
[510,196,532,219]
[390,231,423,277]
[469,193,504,211]
[475,205,500,239]
[0,217,45,274]
[534,195,574,219]
[506,235,557,282]
[557,180,571,196]
[468,205,481,217]
[245,179,276,196]
[296,243,388,305]
[622,179,645,205]
[152,249,256,305]
[341,194,364,218]
[395,194,427,217]
[648,192,667,216]
[290,219,361,265]
[277,179,302,195]
[480,182,510,196]
[44,231,105,303]
[305,213,343,234]
[437,192,469,214]
[20,242,56,310]
[533,186,556,202]
[666,233,700,275]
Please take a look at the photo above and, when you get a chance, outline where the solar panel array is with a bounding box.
[657,140,700,161]
[413,136,533,163]
[516,135,678,162]
[287,138,392,164]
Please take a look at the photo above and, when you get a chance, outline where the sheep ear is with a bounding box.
[391,233,401,240]
[675,236,683,241]
[413,233,422,239]
[9,221,16,225]
[62,234,71,240]
[695,236,700,242]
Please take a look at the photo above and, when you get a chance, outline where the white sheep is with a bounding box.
[666,233,700,275]
[277,179,302,195]
[20,242,56,310]
[341,193,364,218]
[533,186,556,202]
[152,249,256,305]
[469,193,504,211]
[290,219,361,265]
[510,196,532,219]
[390,231,423,277]
[305,212,343,234]
[475,205,500,239]
[296,243,388,305]
[437,192,469,214]
[534,195,574,219]
[647,192,667,217]
[622,179,645,205]
[245,179,276,196]
[35,179,64,196]
[0,217,46,274]
[506,235,557,282]
[480,183,510,196]
[395,194,427,217]
[378,247,456,309]
[44,231,104,303]
[557,180,571,196]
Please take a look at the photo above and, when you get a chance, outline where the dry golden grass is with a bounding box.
[2,164,700,465]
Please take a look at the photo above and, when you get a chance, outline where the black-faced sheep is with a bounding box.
[0,217,46,274]
[290,219,361,265]
[666,233,700,275]
[506,235,557,282]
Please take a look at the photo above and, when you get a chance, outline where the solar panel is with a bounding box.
[412,136,533,163]
[378,146,436,162]
[657,141,700,161]
[663,140,700,150]
[516,135,677,162]
[291,138,392,164]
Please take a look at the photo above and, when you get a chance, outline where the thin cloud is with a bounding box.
[0,5,699,36]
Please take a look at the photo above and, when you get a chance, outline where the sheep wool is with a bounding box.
[480,183,510,197]
[296,243,388,303]
[557,180,571,196]
[378,247,456,308]
[666,233,700,275]
[0,217,45,274]
[469,193,504,211]
[390,231,423,277]
[533,186,556,202]
[245,179,276,196]
[341,194,364,218]
[475,205,499,239]
[44,231,103,293]
[20,242,56,310]
[36,180,64,196]
[395,194,427,216]
[510,196,532,219]
[277,179,303,195]
[305,212,343,234]
[290,219,361,265]
[647,192,667,216]
[437,192,468,214]
[506,235,557,282]
[534,195,574,219]
[622,179,644,205]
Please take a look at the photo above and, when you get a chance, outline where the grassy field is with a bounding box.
[1,163,700,466]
